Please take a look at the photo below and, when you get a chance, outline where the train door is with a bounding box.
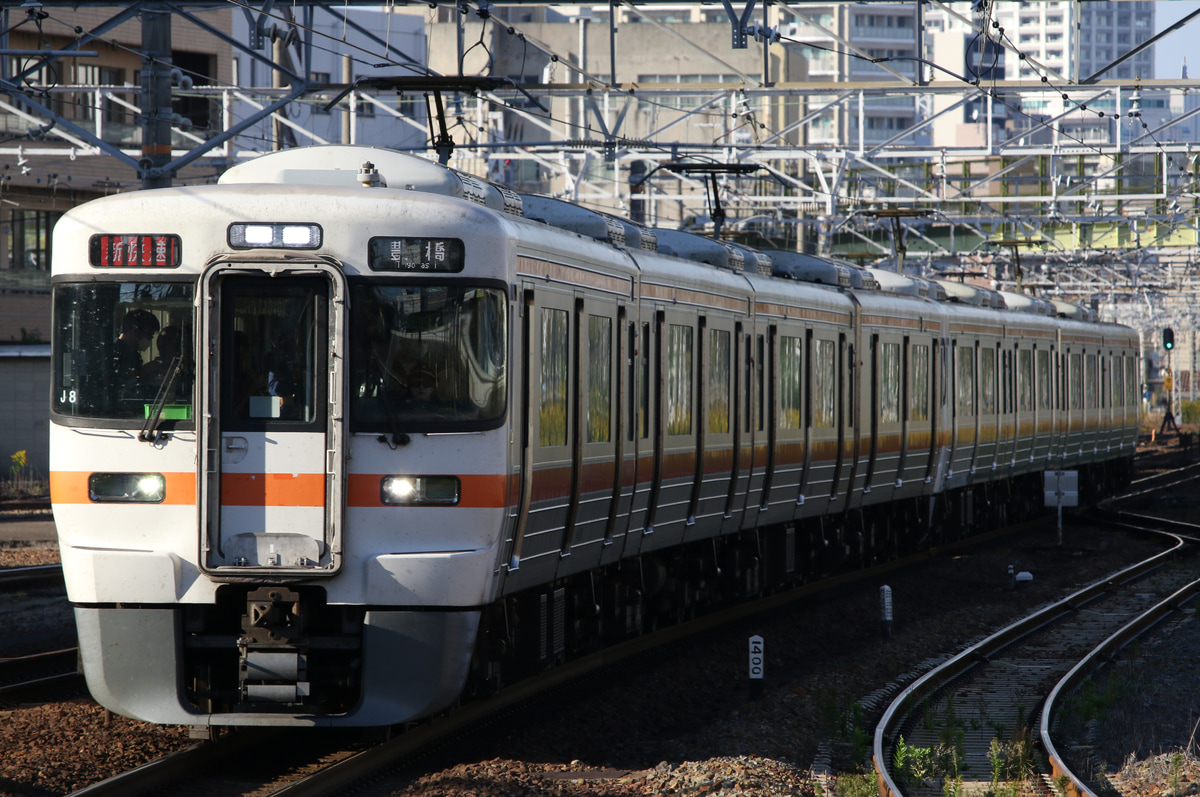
[920,338,942,489]
[509,286,575,587]
[829,332,852,509]
[756,324,779,520]
[619,316,656,558]
[721,321,747,532]
[691,317,736,537]
[198,263,345,574]
[559,295,621,574]
[977,341,997,473]
[645,309,700,548]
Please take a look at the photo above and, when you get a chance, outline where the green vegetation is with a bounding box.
[2,449,46,500]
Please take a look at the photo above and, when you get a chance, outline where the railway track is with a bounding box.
[67,464,1200,797]
[873,523,1200,797]
[70,516,1069,797]
[0,563,64,591]
[0,648,82,700]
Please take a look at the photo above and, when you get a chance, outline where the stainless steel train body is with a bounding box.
[49,145,1140,729]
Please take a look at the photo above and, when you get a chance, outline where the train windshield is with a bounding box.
[52,282,195,422]
[349,283,507,431]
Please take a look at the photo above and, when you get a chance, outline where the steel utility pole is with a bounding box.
[140,5,172,189]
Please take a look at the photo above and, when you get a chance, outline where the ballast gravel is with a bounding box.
[3,444,1200,797]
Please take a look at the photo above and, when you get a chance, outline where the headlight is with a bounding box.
[88,472,166,503]
[380,475,460,506]
[228,222,322,249]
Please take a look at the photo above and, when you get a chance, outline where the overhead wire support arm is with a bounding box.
[719,0,757,49]
[633,161,762,239]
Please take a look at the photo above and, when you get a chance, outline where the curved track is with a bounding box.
[874,460,1200,797]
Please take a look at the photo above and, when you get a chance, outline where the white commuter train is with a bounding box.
[49,145,1140,728]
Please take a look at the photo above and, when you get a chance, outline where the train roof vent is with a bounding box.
[923,278,948,301]
[654,230,744,272]
[457,173,523,216]
[999,291,1055,316]
[521,195,628,245]
[936,280,989,306]
[867,268,926,298]
[218,144,524,216]
[749,250,773,276]
[1051,299,1091,321]
[845,266,879,291]
[639,227,658,251]
[767,251,851,287]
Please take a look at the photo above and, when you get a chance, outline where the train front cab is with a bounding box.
[50,178,520,727]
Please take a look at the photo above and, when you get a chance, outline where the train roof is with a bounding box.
[212,145,1102,326]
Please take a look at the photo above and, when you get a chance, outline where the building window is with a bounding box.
[10,210,60,271]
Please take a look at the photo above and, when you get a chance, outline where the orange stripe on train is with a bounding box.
[346,473,508,508]
[220,473,326,507]
[49,471,196,505]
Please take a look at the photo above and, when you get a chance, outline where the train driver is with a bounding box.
[112,308,159,398]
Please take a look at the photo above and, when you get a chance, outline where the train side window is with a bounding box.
[1086,353,1097,410]
[813,338,836,428]
[879,340,900,424]
[1126,357,1137,406]
[1101,354,1110,410]
[910,343,929,421]
[587,315,612,444]
[666,323,693,436]
[539,308,569,447]
[708,328,731,434]
[1036,349,1051,411]
[1113,355,1126,408]
[755,334,766,432]
[956,345,975,417]
[744,334,754,434]
[779,334,803,429]
[845,339,854,429]
[979,346,995,415]
[1017,349,1032,412]
[1069,353,1083,410]
[640,322,651,440]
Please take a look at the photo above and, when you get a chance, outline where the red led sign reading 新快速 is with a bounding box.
[89,234,181,268]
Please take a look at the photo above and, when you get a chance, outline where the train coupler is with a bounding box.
[237,586,310,704]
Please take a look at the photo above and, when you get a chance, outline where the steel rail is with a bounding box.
[872,532,1187,797]
[0,563,64,590]
[69,515,1052,796]
[0,648,82,699]
[1040,559,1200,797]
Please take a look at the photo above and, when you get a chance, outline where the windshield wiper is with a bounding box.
[139,355,183,443]
[375,375,411,449]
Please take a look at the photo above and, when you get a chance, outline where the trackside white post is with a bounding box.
[880,585,893,639]
[748,634,764,698]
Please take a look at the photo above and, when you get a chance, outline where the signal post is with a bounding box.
[1162,328,1180,437]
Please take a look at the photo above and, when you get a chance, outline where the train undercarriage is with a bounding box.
[467,458,1134,697]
